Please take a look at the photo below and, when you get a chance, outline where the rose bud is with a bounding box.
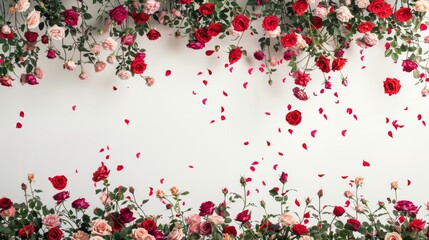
[317,189,323,198]
[253,50,265,61]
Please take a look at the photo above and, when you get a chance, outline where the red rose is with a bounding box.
[179,0,192,3]
[198,3,215,15]
[409,219,426,232]
[377,3,393,18]
[119,207,135,224]
[333,206,345,217]
[48,175,68,190]
[292,0,308,16]
[109,5,128,24]
[332,58,347,71]
[262,15,279,31]
[110,213,123,232]
[228,47,242,64]
[279,172,288,183]
[292,224,308,235]
[121,34,135,45]
[132,12,149,25]
[195,28,212,43]
[286,110,302,126]
[232,14,250,32]
[316,55,331,73]
[207,22,223,37]
[346,218,361,231]
[53,191,70,204]
[17,224,35,238]
[402,59,418,72]
[71,198,90,209]
[199,201,215,216]
[0,32,14,40]
[41,34,49,44]
[47,49,57,59]
[141,219,157,232]
[395,8,412,22]
[281,33,297,48]
[383,77,401,96]
[146,29,161,40]
[92,162,110,182]
[235,209,251,223]
[0,197,13,210]
[312,16,322,29]
[368,0,386,14]
[357,22,375,33]
[24,31,39,43]
[223,225,237,236]
[61,9,80,26]
[47,227,63,240]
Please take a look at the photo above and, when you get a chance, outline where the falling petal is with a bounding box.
[136,152,141,158]
[149,187,153,196]
[323,114,328,120]
[362,160,370,167]
[16,122,22,128]
[388,131,393,138]
[407,179,411,186]
[117,165,124,171]
[311,130,317,138]
[160,178,164,184]
[192,91,197,95]
[205,50,215,56]
[386,117,390,124]
[302,143,308,150]
[295,198,300,207]
[202,98,207,105]
[99,148,104,153]
[72,105,76,111]
[165,70,171,76]
[420,23,427,31]
[207,69,212,75]
[19,111,24,117]
[229,67,233,73]
[124,119,130,125]
[243,82,248,89]
[334,92,339,98]
[262,181,266,186]
[423,121,426,126]
[353,115,358,120]
[188,165,194,168]
[288,129,293,135]
[278,128,282,133]
[210,120,215,124]
[341,176,348,179]
[221,106,225,113]
[319,108,323,114]
[265,112,271,115]
[341,130,347,136]
[255,189,259,193]
[75,169,78,174]
[346,108,353,114]
[250,166,255,172]
[223,91,228,96]
[106,146,110,150]
[244,141,249,145]
[266,140,271,146]
[287,104,292,111]
[361,66,366,69]
[418,114,422,121]
[258,67,264,72]
[203,80,208,86]
[221,115,226,121]
[404,107,408,111]
[246,190,250,196]
[318,174,325,177]
[278,152,284,156]
[360,56,365,61]
[248,68,253,75]
[105,155,110,160]
[273,164,278,170]
[197,72,202,75]
[113,86,117,91]
[345,200,350,207]
[282,78,286,83]
[246,177,252,182]
[252,161,259,165]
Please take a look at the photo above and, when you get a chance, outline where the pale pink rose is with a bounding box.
[336,6,353,22]
[355,176,364,186]
[167,223,184,240]
[355,38,369,49]
[0,206,16,218]
[144,0,161,14]
[313,7,328,19]
[157,11,167,24]
[48,25,65,40]
[422,88,429,97]
[171,8,181,17]
[71,230,90,240]
[355,205,364,213]
[344,190,353,198]
[391,181,399,189]
[279,213,296,226]
[15,0,30,12]
[199,222,212,236]
[207,215,225,225]
[299,236,314,240]
[90,44,100,54]
[306,0,315,3]
[227,27,242,37]
[424,36,429,43]
[265,26,281,38]
[102,37,118,51]
[131,228,149,240]
[385,232,402,240]
[91,219,112,236]
[106,55,116,64]
[188,223,200,234]
[141,235,156,240]
[100,192,111,205]
[79,72,88,80]
[64,60,77,71]
[185,214,201,225]
[117,70,131,80]
[344,0,351,5]
[363,33,378,46]
[269,57,278,67]
[414,0,429,12]
[145,77,155,87]
[89,237,104,240]
[104,19,112,33]
[26,10,41,29]
[42,214,61,229]
[24,43,36,52]
[355,0,370,8]
[295,33,308,49]
[34,67,44,79]
[94,61,106,72]
[1,25,11,34]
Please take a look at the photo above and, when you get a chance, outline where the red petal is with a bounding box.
[188,165,194,168]
[136,152,141,158]
[311,130,317,138]
[117,165,124,171]
[302,143,308,150]
[243,82,248,89]
[192,91,197,95]
[341,176,348,179]
[287,104,292,111]
[205,50,215,56]
[223,91,228,96]
[278,128,282,133]
[165,70,171,77]
[124,119,130,125]
[244,141,249,145]
[273,164,278,170]
[99,148,104,153]
[353,115,358,120]
[19,111,24,118]
[149,187,153,196]
[346,108,353,114]
[278,152,284,156]
[295,198,301,207]
[423,121,426,126]
[16,122,22,128]
[362,160,370,167]
[304,211,310,218]
[202,98,207,105]
[418,114,422,121]
[197,72,202,75]
[209,120,215,124]
[250,166,255,172]
[404,107,408,111]
[341,130,347,136]
[229,67,234,73]
[266,140,271,146]
[248,68,253,75]
[113,86,117,91]
[407,179,411,186]
[203,80,208,86]
[207,69,212,75]
[246,190,250,196]
[258,67,264,72]
[72,105,76,111]
[345,200,350,207]
[318,174,325,177]
[288,129,293,135]
[220,115,226,121]
[318,108,323,114]
[160,178,164,184]
[323,114,328,120]
[246,177,252,182]
[251,161,259,165]
[386,117,390,124]
[420,23,427,31]
[265,112,271,115]
[334,92,339,98]
[262,180,266,186]
[388,131,393,138]
[221,106,225,113]
[105,155,110,160]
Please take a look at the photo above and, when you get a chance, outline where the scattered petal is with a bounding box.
[165,70,171,77]
[362,160,370,167]
[420,23,427,31]
[209,120,215,124]
[341,130,347,136]
[197,71,202,75]
[323,114,328,120]
[353,115,358,121]
[220,115,226,121]
[334,92,339,98]
[388,131,393,138]
[205,50,215,56]
[251,161,259,165]
[16,122,22,128]
[273,164,278,170]
[248,68,253,75]
[202,98,207,105]
[188,165,194,168]
[295,198,301,207]
[113,86,117,91]
[278,152,284,156]
[243,82,248,89]
[258,67,264,72]
[262,180,266,186]
[221,106,225,113]
[423,120,426,126]
[19,111,24,118]
[124,119,130,125]
[345,200,350,207]
[250,166,255,172]
[311,130,317,138]
[72,105,76,111]
[136,152,141,158]
[287,104,292,111]
[418,114,422,121]
[404,107,408,111]
[278,128,282,133]
[386,117,390,124]
[266,140,271,146]
[302,143,308,150]
[407,179,411,186]
[75,169,78,174]
[265,112,271,115]
[160,178,164,184]
[244,141,249,146]
[192,91,197,95]
[223,91,228,96]
[229,67,233,73]
[99,148,104,153]
[319,108,323,114]
[346,108,353,114]
[246,177,252,182]
[360,56,365,61]
[105,155,110,160]
[318,174,325,177]
[288,129,293,135]
[341,176,348,179]
[149,187,153,196]
[203,80,208,86]
[117,165,124,171]
[246,190,250,196]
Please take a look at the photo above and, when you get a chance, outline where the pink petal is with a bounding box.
[250,166,255,172]
[188,165,194,168]
[16,122,22,128]
[362,160,370,167]
[255,189,259,193]
[278,128,282,133]
[223,91,228,96]
[203,80,208,86]
[282,78,286,83]
[19,111,24,118]
[136,152,141,158]
[106,146,110,150]
[423,120,426,126]
[360,50,364,55]
[244,141,249,145]
[124,119,130,125]
[341,130,347,136]
[117,165,124,171]
[75,169,78,174]
[295,198,300,207]
[273,164,278,170]
[361,66,366,69]
[243,82,248,89]
[319,108,323,114]
[202,98,207,105]
[334,92,339,98]
[262,180,266,186]
[197,72,202,75]
[165,70,171,77]
[311,130,317,138]
[404,107,408,111]
[302,143,308,150]
[251,161,259,165]
[229,67,233,73]
[418,114,422,121]
[360,56,365,61]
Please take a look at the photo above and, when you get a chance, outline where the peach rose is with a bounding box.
[391,181,399,190]
[90,44,100,54]
[279,213,296,226]
[144,0,161,14]
[295,33,308,49]
[71,230,90,240]
[145,77,155,87]
[170,186,179,196]
[15,0,30,12]
[130,228,149,240]
[94,61,106,72]
[355,176,364,186]
[188,223,200,234]
[91,219,112,236]
[28,173,34,182]
[117,70,131,80]
[34,67,44,79]
[336,6,353,22]
[48,25,65,40]
[42,214,60,229]
[102,37,118,51]
[227,27,242,37]
[299,236,314,240]
[185,214,201,225]
[269,57,278,67]
[414,0,429,12]
[385,232,402,240]
[26,10,41,29]
[1,206,16,218]
[167,223,184,240]
[344,190,353,198]
[106,55,116,64]
[89,237,103,240]
[155,189,164,198]
[208,215,225,225]
[222,233,232,240]
[171,8,181,17]
[363,33,378,46]
[422,88,429,97]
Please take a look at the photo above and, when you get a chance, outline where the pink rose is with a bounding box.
[100,192,112,205]
[186,41,205,50]
[48,25,65,40]
[90,44,100,54]
[145,77,155,87]
[102,37,118,51]
[130,228,149,240]
[185,214,201,225]
[208,215,225,225]
[26,10,40,29]
[71,230,89,240]
[94,61,106,72]
[1,25,11,34]
[117,70,131,80]
[121,34,135,45]
[402,59,418,72]
[279,213,296,226]
[385,232,402,240]
[199,222,212,236]
[64,60,77,71]
[344,190,353,198]
[313,6,328,19]
[15,0,30,12]
[363,33,379,47]
[106,55,116,64]
[422,88,429,97]
[188,223,200,234]
[424,36,429,43]
[72,198,90,209]
[34,67,44,79]
[47,49,57,59]
[144,0,160,14]
[0,206,16,218]
[79,72,88,80]
[167,223,184,240]
[265,26,281,38]
[21,74,38,85]
[91,219,112,236]
[43,214,61,229]
[355,0,370,8]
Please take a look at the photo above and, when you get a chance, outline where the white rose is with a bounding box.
[26,10,41,29]
[15,0,30,12]
[336,6,353,22]
[48,25,65,40]
[265,26,281,38]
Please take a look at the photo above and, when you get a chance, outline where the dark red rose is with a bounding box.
[409,219,426,232]
[109,5,128,24]
[17,224,35,238]
[200,222,212,235]
[395,7,412,22]
[286,110,302,126]
[279,172,288,183]
[346,218,361,231]
[48,175,68,190]
[332,58,347,71]
[311,16,322,29]
[21,74,38,85]
[402,59,418,72]
[130,58,147,75]
[119,207,135,224]
[292,0,308,16]
[357,22,375,33]
[198,3,215,15]
[254,50,265,60]
[146,29,161,40]
[110,212,124,232]
[292,224,308,235]
[333,206,345,217]
[151,230,165,239]
[228,47,242,64]
[383,77,401,96]
[394,200,416,212]
[132,12,149,25]
[223,225,237,236]
[262,15,279,31]
[47,49,57,59]
[195,28,212,43]
[232,14,250,32]
[207,22,222,37]
[92,162,110,182]
[71,198,90,209]
[53,191,70,204]
[0,32,14,40]
[281,33,297,48]
[235,209,251,223]
[186,41,205,50]
[47,227,63,240]
[141,219,157,232]
[199,201,215,216]
[24,31,38,43]
[41,35,49,44]
[61,9,80,26]
[0,197,12,210]
[179,0,192,3]
[316,55,331,73]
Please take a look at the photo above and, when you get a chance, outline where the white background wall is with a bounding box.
[1,25,429,219]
